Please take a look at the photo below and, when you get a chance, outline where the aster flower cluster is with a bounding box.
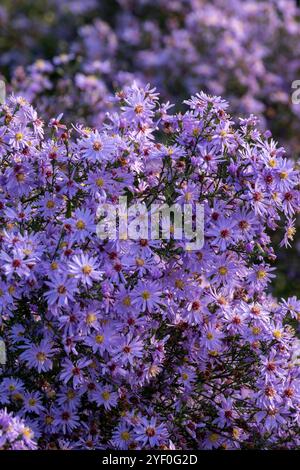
[0,84,299,449]
[4,0,300,299]
[0,408,36,450]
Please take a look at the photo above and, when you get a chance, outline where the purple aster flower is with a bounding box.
[248,264,276,289]
[53,407,80,434]
[115,335,144,365]
[19,339,55,373]
[68,253,103,287]
[200,322,224,352]
[280,218,296,248]
[0,249,34,279]
[84,324,118,354]
[8,126,32,151]
[184,295,210,325]
[121,82,157,124]
[281,296,300,320]
[0,378,25,405]
[111,422,134,450]
[255,406,287,432]
[134,417,168,448]
[80,130,115,161]
[0,409,37,450]
[45,273,78,307]
[60,358,91,388]
[213,398,238,428]
[23,392,45,415]
[56,387,82,411]
[132,281,162,312]
[91,385,118,411]
[70,208,96,243]
[207,217,237,252]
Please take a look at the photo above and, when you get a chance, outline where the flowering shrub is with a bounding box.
[0,84,299,449]
[4,0,300,300]
[0,408,36,449]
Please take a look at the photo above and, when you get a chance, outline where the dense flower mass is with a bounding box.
[3,0,300,297]
[0,408,36,449]
[2,0,300,308]
[0,84,299,449]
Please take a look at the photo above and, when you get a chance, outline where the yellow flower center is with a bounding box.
[208,350,219,356]
[136,257,145,267]
[273,330,282,340]
[76,220,86,230]
[86,313,96,324]
[141,290,150,300]
[8,285,16,294]
[239,220,249,230]
[95,334,104,344]
[102,391,110,401]
[96,177,104,187]
[121,431,130,441]
[252,326,261,335]
[16,173,25,182]
[46,200,55,209]
[268,159,276,168]
[175,279,184,289]
[82,265,92,275]
[36,352,46,362]
[256,270,266,279]
[123,296,131,307]
[22,427,33,439]
[134,104,144,114]
[45,415,54,425]
[218,266,228,276]
[287,227,296,239]
[279,171,288,180]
